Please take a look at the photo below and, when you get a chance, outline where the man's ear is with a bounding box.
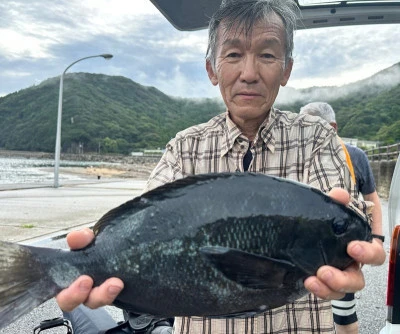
[206,60,218,86]
[280,58,293,87]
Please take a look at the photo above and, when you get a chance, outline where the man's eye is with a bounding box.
[226,52,241,58]
[261,53,275,59]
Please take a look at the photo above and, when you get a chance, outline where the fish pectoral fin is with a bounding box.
[200,246,296,289]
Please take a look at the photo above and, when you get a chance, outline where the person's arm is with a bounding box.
[354,148,383,238]
[144,138,183,192]
[364,190,383,236]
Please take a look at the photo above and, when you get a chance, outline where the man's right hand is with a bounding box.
[55,228,124,312]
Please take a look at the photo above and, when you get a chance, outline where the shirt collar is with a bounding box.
[220,112,242,156]
[221,108,277,156]
[259,107,276,153]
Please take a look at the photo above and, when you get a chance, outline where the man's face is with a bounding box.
[206,14,293,124]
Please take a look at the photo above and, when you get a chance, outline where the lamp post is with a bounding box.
[53,53,113,188]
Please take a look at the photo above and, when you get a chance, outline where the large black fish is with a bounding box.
[0,172,371,329]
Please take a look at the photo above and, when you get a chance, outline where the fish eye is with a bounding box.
[332,218,349,235]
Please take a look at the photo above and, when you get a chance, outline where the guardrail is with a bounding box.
[365,143,400,161]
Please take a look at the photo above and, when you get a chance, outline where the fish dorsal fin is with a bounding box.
[93,196,148,236]
[93,173,246,236]
[140,172,239,199]
[93,173,233,236]
[200,246,297,289]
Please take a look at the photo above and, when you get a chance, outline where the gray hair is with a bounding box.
[299,102,337,123]
[206,0,299,70]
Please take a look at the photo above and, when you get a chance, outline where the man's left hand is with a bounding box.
[304,188,386,300]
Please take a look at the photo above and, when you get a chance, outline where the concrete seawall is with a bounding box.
[370,160,397,199]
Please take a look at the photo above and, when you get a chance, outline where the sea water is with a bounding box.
[0,157,103,184]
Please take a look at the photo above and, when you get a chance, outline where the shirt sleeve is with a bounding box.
[143,138,184,192]
[307,132,353,195]
[306,132,371,223]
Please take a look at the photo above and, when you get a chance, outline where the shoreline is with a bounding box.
[1,149,159,180]
[0,149,161,165]
[41,163,158,181]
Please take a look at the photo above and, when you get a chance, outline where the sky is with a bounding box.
[1,0,399,99]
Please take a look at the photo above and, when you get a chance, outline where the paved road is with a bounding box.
[0,179,147,243]
[0,179,144,333]
[0,181,391,333]
[357,198,390,333]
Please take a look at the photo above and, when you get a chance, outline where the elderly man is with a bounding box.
[57,0,386,333]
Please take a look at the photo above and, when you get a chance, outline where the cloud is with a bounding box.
[0,0,399,100]
[0,30,49,59]
[149,64,220,98]
[290,24,400,88]
[0,0,164,60]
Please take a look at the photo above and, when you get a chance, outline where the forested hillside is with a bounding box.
[0,73,224,153]
[0,63,399,154]
[276,62,400,144]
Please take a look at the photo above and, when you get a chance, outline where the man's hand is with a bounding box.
[55,228,124,312]
[304,188,386,300]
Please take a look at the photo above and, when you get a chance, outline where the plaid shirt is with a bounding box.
[144,108,360,334]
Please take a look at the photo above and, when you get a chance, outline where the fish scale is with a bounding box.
[0,172,371,329]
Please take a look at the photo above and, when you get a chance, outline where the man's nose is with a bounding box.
[239,56,259,83]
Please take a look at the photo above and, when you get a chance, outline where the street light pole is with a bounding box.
[53,54,113,188]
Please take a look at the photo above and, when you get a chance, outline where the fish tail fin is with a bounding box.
[0,241,59,330]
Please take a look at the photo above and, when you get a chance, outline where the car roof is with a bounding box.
[149,0,400,31]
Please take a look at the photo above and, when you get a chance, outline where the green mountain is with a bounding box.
[277,62,400,145]
[0,73,224,153]
[0,63,399,154]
